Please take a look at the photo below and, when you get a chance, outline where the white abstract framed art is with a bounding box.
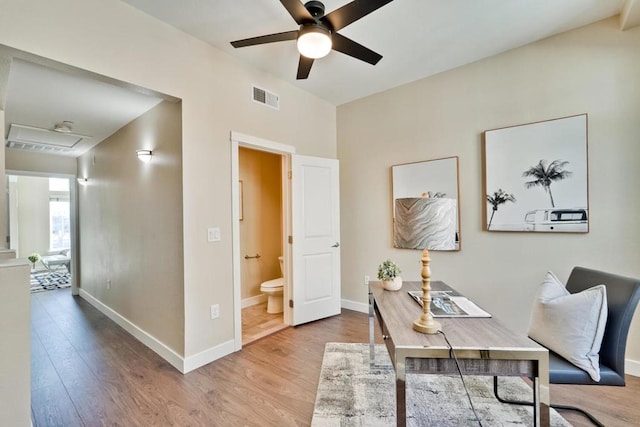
[391,156,461,251]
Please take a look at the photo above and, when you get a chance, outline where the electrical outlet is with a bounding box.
[107,280,111,289]
[364,275,370,285]
[210,304,220,319]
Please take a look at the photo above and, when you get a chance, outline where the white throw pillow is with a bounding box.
[528,271,608,382]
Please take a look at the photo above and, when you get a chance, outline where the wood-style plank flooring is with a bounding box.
[31,288,640,426]
[241,302,287,346]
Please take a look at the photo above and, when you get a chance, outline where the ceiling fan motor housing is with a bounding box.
[305,1,326,19]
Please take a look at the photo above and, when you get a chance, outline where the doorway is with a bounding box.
[231,133,295,349]
[238,146,288,345]
[6,172,78,295]
[231,132,342,350]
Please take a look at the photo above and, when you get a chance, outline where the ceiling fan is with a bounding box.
[230,0,394,79]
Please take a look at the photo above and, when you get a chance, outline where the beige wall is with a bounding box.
[338,18,640,363]
[14,175,51,258]
[0,259,30,426]
[239,148,283,300]
[6,149,77,175]
[0,0,336,360]
[78,100,184,354]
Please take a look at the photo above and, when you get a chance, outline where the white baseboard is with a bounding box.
[183,339,236,373]
[79,289,185,372]
[626,358,640,377]
[341,298,368,314]
[79,289,237,374]
[242,294,267,308]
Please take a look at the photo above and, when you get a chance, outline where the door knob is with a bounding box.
[332,242,340,248]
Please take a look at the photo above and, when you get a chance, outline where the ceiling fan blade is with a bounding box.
[297,55,315,79]
[331,33,382,65]
[231,30,298,48]
[280,0,315,24]
[322,0,394,32]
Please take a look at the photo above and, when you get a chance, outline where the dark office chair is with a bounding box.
[494,266,640,426]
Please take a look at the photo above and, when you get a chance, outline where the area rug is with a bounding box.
[312,343,572,426]
[30,271,71,293]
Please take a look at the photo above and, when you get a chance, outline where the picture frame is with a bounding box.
[482,114,589,233]
[391,156,461,251]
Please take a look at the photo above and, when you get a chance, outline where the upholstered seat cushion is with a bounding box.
[528,271,608,382]
[548,349,625,386]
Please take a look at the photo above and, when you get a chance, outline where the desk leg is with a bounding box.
[532,376,550,427]
[368,284,375,367]
[396,354,406,426]
[533,376,540,426]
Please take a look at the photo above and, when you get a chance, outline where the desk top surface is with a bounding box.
[372,280,544,352]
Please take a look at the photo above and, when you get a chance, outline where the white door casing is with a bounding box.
[291,155,341,325]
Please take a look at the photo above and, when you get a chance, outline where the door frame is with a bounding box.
[230,131,295,351]
[6,170,79,296]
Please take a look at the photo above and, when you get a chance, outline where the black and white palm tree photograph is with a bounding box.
[483,114,589,233]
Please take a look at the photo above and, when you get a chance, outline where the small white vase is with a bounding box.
[382,276,402,291]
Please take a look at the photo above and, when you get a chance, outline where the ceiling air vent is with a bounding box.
[252,85,279,110]
[5,123,90,154]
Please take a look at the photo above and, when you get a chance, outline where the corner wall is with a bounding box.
[337,18,640,364]
[78,100,184,355]
[0,259,30,427]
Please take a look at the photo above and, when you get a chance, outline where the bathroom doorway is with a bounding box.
[231,132,341,349]
[238,147,288,345]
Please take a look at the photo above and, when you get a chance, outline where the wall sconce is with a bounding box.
[77,177,88,185]
[136,149,153,163]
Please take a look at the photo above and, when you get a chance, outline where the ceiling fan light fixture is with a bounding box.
[297,24,332,59]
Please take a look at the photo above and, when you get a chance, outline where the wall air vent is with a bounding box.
[5,123,91,154]
[252,85,279,110]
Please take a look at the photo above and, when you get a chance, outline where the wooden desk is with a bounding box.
[369,280,549,426]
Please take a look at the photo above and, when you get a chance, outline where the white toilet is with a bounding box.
[260,256,284,314]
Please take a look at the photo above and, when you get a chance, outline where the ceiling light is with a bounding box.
[54,121,74,133]
[297,24,332,59]
[136,149,153,162]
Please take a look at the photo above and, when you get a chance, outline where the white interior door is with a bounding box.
[291,155,341,325]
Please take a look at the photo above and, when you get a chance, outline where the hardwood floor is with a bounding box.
[31,288,640,426]
[241,302,288,345]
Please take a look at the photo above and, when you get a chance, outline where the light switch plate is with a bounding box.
[208,227,221,242]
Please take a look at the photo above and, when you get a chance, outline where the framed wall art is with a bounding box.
[483,114,589,233]
[391,156,461,250]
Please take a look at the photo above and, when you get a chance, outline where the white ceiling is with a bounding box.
[3,58,163,158]
[120,0,630,105]
[1,0,636,159]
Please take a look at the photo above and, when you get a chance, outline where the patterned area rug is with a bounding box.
[312,343,572,427]
[30,271,71,293]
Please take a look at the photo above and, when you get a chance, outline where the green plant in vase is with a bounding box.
[377,259,402,291]
[28,252,41,269]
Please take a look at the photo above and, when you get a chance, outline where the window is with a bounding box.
[551,210,587,222]
[49,178,71,251]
